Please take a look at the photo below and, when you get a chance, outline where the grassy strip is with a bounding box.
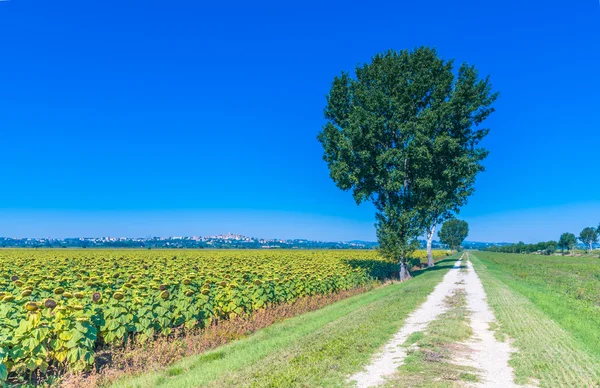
[383,288,478,387]
[473,252,600,356]
[470,253,600,387]
[111,256,459,388]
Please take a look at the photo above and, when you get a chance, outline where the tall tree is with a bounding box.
[558,232,577,255]
[318,47,496,280]
[420,63,496,267]
[579,227,598,253]
[438,219,469,252]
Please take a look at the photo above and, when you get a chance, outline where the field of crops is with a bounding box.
[0,249,449,382]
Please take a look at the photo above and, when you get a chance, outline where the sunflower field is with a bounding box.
[0,248,448,382]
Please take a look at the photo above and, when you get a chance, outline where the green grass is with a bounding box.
[473,252,600,355]
[383,288,478,387]
[111,256,459,388]
[471,252,600,387]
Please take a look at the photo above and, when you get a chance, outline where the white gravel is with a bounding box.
[349,254,526,388]
[349,256,464,388]
[456,254,523,387]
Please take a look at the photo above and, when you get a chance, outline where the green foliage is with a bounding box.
[484,240,558,255]
[438,219,469,250]
[0,249,398,381]
[558,232,577,253]
[578,227,598,252]
[375,207,421,264]
[317,47,496,265]
[115,255,460,388]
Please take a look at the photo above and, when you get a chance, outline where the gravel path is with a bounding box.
[349,254,525,388]
[455,254,522,387]
[349,256,464,388]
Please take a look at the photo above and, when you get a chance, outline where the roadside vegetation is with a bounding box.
[471,252,600,386]
[484,225,599,255]
[0,249,449,386]
[110,256,459,388]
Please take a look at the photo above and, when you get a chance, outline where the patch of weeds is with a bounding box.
[404,331,424,347]
[167,367,184,377]
[384,288,479,387]
[195,351,225,364]
[488,321,506,342]
[459,372,478,382]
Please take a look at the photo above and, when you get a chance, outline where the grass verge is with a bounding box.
[383,288,478,387]
[109,256,459,388]
[472,252,600,355]
[471,253,600,387]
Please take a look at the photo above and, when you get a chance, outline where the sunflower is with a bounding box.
[92,292,102,303]
[44,298,58,309]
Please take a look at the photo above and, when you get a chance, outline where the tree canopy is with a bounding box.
[558,232,577,254]
[318,47,496,279]
[579,227,598,253]
[438,219,469,251]
[484,240,557,255]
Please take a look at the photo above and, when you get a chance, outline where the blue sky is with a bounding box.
[1,0,599,242]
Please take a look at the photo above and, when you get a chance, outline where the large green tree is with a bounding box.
[438,219,469,251]
[558,232,577,254]
[420,61,496,267]
[579,227,598,253]
[318,47,496,279]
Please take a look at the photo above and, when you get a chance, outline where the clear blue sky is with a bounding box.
[1,0,599,242]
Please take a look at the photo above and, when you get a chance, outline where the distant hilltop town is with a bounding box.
[0,233,381,249]
[0,233,502,250]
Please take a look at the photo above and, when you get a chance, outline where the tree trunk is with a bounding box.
[426,224,436,268]
[399,260,412,281]
[590,242,593,253]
